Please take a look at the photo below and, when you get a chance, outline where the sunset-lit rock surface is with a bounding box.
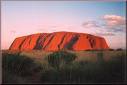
[9,32,109,51]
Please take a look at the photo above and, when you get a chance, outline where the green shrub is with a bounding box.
[45,51,77,69]
[2,53,42,77]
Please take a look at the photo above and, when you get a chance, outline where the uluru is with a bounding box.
[9,31,109,51]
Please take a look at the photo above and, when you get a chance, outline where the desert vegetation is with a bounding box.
[2,50,126,84]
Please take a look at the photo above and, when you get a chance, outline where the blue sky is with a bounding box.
[1,1,126,49]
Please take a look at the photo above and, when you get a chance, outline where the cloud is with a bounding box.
[103,15,126,27]
[82,22,115,36]
[82,21,100,28]
[82,15,126,35]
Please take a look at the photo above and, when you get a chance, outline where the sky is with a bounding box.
[1,1,126,49]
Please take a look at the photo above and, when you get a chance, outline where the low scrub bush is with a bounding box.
[45,51,77,70]
[2,53,43,83]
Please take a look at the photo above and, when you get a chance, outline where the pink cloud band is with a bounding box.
[103,15,126,27]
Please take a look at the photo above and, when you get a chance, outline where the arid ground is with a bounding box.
[2,50,126,84]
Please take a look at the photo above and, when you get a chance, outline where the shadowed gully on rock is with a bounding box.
[9,31,110,51]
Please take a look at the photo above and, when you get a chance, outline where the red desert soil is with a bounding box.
[9,31,109,51]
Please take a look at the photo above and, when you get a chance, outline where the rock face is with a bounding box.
[9,32,110,51]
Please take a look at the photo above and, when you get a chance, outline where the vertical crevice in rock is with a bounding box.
[89,39,95,48]
[18,37,27,50]
[87,35,96,49]
[43,34,55,49]
[34,34,44,49]
[28,36,32,45]
[34,34,51,50]
[58,33,66,50]
[42,34,51,49]
[92,39,96,48]
[64,34,79,50]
